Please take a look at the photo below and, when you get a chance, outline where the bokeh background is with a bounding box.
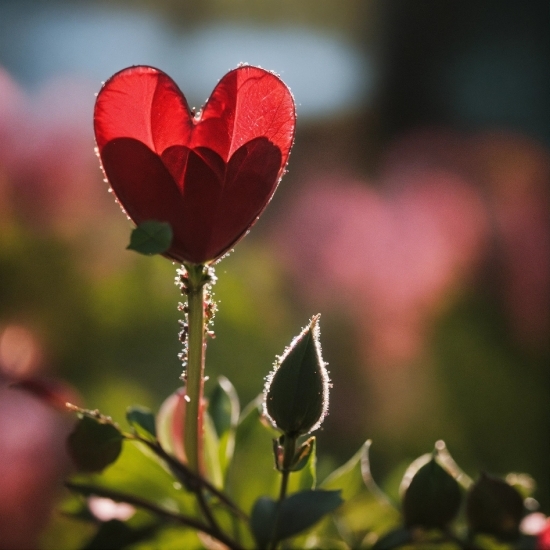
[0,0,548,547]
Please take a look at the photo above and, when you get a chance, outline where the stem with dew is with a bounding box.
[181,263,209,474]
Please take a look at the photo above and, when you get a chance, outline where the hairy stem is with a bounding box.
[182,264,208,474]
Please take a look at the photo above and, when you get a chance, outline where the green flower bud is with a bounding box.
[466,473,524,541]
[263,316,330,437]
[402,456,462,529]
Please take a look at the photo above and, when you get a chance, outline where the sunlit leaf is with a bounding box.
[127,405,157,441]
[316,442,401,548]
[208,376,239,475]
[287,437,316,493]
[251,490,343,549]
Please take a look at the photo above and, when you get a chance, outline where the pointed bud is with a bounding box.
[263,316,329,437]
[402,455,462,529]
[466,473,524,541]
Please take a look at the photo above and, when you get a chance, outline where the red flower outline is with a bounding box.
[94,65,296,264]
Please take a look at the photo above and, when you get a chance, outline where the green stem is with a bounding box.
[278,436,296,501]
[269,435,297,550]
[183,264,208,474]
[66,482,244,550]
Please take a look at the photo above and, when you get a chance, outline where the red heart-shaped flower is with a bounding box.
[94,65,296,264]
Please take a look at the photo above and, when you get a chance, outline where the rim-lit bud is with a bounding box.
[263,316,330,437]
[402,456,462,529]
[466,473,524,541]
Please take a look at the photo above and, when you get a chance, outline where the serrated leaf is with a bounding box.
[127,221,173,255]
[127,406,157,441]
[67,416,123,473]
[251,490,343,549]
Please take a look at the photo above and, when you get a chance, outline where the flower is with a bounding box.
[94,65,296,265]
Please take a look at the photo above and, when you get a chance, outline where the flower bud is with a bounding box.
[263,316,329,437]
[402,456,462,529]
[466,472,524,541]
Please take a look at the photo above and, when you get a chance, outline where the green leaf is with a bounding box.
[277,490,343,541]
[287,437,316,493]
[68,439,197,517]
[289,436,315,472]
[127,406,157,441]
[203,411,223,489]
[208,376,239,475]
[82,519,159,550]
[264,316,329,436]
[127,221,173,256]
[208,376,239,438]
[251,490,343,548]
[250,497,278,550]
[371,527,412,550]
[316,442,401,548]
[67,415,123,473]
[225,397,280,514]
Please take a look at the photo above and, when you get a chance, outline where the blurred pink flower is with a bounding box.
[0,67,110,236]
[0,324,78,549]
[276,168,487,365]
[471,133,550,347]
[276,128,549,367]
[0,382,74,549]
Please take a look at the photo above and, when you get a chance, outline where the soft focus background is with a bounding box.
[0,0,548,547]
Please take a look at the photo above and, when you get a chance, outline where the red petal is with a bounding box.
[192,66,296,165]
[94,65,296,264]
[94,66,193,154]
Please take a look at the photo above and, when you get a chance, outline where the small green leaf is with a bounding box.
[67,416,123,473]
[251,490,343,548]
[289,436,315,472]
[277,489,343,541]
[208,376,239,475]
[127,220,173,255]
[371,527,412,550]
[264,315,329,436]
[208,376,239,438]
[126,406,156,441]
[250,497,278,550]
[203,411,223,489]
